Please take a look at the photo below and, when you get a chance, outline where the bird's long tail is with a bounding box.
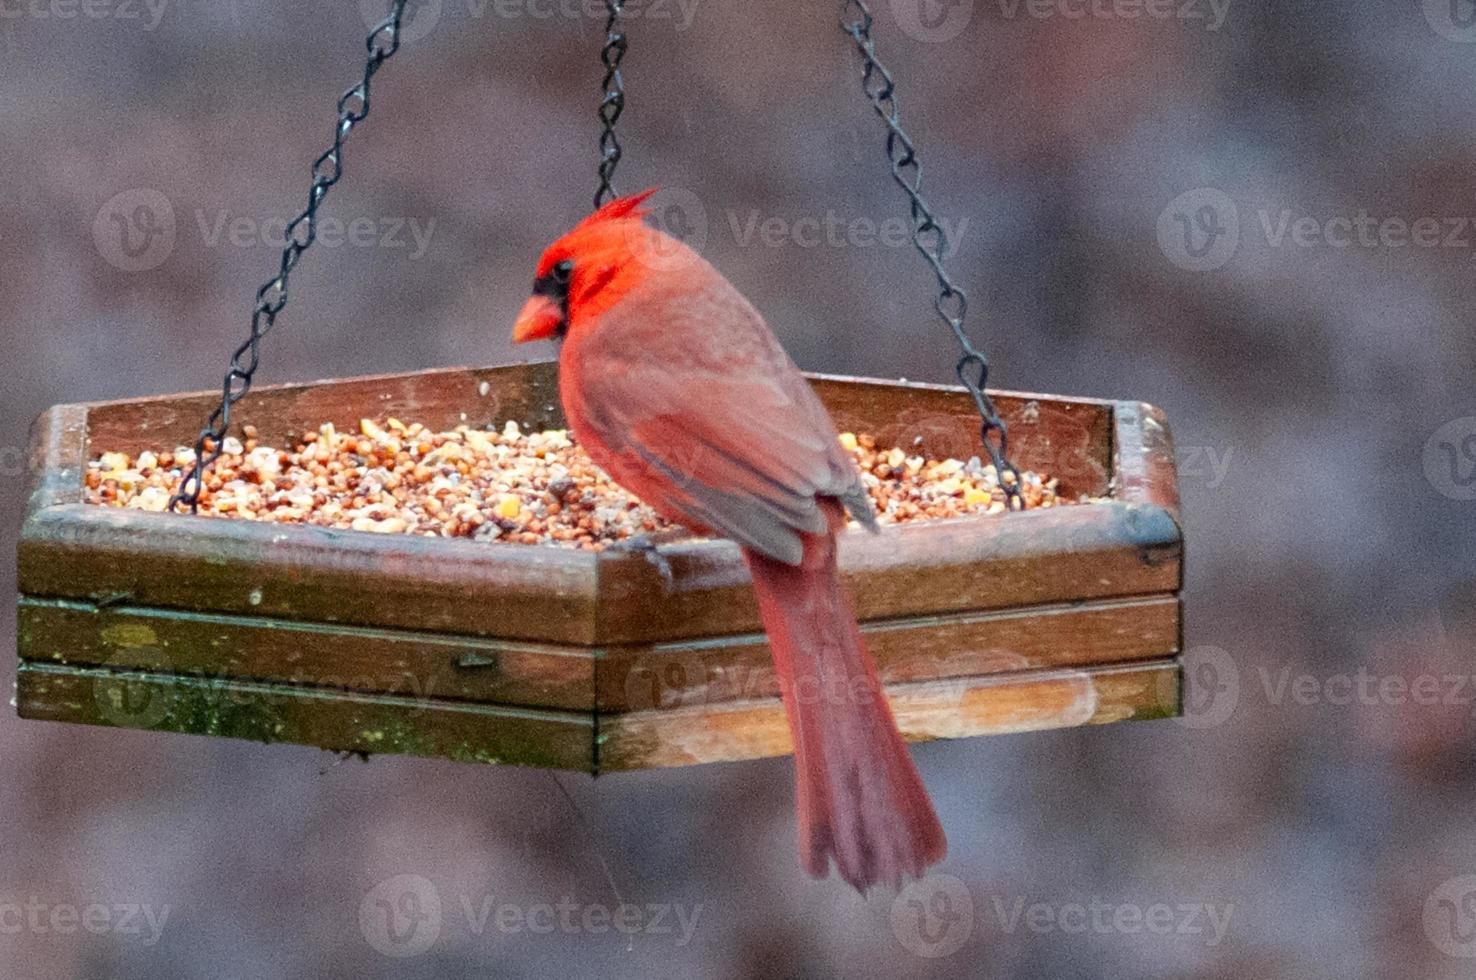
[742,504,946,892]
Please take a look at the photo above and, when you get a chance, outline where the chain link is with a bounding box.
[169,1,412,513]
[595,0,627,208]
[839,0,1023,509]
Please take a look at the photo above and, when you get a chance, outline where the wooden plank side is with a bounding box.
[808,374,1114,499]
[20,364,1179,643]
[78,361,1113,496]
[599,659,1182,771]
[17,594,1178,713]
[1113,399,1182,518]
[594,500,1182,643]
[18,499,1178,645]
[602,595,1180,711]
[14,659,1178,773]
[18,503,603,644]
[81,361,566,453]
[15,662,593,770]
[25,403,87,513]
[17,598,596,710]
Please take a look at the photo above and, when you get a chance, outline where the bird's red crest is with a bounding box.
[571,188,659,233]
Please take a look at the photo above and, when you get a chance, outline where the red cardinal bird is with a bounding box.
[511,190,945,891]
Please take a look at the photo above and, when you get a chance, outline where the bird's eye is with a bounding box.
[553,259,573,282]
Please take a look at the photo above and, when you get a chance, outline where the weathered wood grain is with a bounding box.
[18,594,1178,711]
[82,362,566,454]
[600,659,1180,771]
[18,363,1180,645]
[25,403,86,512]
[17,597,598,710]
[808,375,1114,499]
[19,502,605,644]
[601,595,1180,711]
[79,361,1118,496]
[15,658,1179,773]
[592,499,1180,644]
[1113,399,1182,519]
[14,363,1184,768]
[15,661,594,770]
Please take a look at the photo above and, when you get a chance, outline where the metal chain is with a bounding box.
[595,0,627,208]
[169,1,411,513]
[839,0,1024,509]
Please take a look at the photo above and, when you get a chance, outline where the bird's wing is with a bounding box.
[571,304,874,565]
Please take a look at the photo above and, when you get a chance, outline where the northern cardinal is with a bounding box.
[511,190,945,891]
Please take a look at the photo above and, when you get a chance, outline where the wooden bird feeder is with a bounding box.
[15,361,1183,772]
[15,2,1187,771]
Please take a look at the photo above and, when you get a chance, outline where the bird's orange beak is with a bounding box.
[511,294,564,344]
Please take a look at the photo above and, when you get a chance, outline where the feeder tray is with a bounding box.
[14,361,1183,771]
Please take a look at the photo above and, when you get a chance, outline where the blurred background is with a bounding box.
[3,1,1476,976]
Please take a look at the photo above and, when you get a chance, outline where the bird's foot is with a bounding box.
[614,529,690,592]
